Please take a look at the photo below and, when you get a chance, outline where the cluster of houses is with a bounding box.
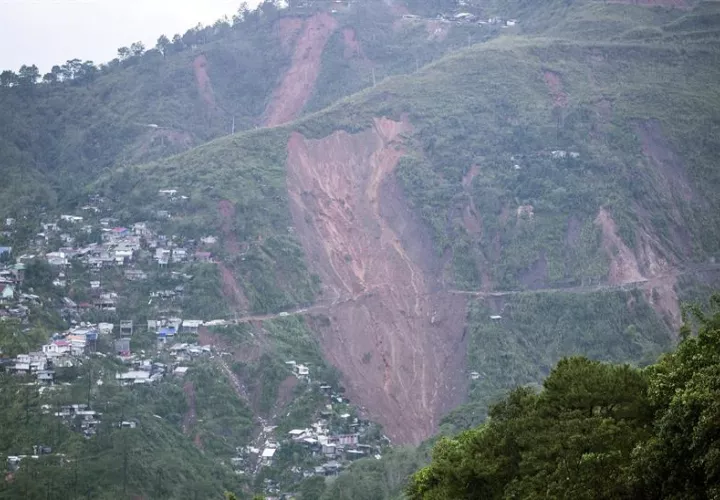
[113,341,211,385]
[229,374,385,490]
[49,403,102,438]
[37,218,214,270]
[2,323,108,384]
[402,12,518,27]
[148,317,205,343]
[0,260,31,320]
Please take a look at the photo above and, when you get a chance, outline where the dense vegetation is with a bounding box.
[2,0,720,497]
[408,294,720,499]
[0,355,248,499]
[0,0,474,222]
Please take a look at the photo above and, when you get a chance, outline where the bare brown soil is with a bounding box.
[286,117,467,444]
[543,71,568,108]
[193,54,216,109]
[264,12,339,127]
[644,274,681,329]
[273,376,299,417]
[637,120,694,203]
[595,208,681,329]
[595,208,644,285]
[220,263,250,312]
[217,200,250,311]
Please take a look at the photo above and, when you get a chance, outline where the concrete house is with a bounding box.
[182,320,203,334]
[0,284,14,301]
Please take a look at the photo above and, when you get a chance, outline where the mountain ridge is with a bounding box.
[2,1,720,496]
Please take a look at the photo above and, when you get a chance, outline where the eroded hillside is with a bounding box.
[94,0,720,451]
[286,118,467,443]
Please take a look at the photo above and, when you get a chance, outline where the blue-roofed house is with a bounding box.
[157,327,176,343]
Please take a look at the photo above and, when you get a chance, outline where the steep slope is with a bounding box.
[263,12,339,126]
[0,0,480,221]
[97,0,720,445]
[287,118,467,443]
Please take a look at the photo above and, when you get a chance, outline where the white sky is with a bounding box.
[0,0,260,73]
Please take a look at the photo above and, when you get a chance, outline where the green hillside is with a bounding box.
[0,0,481,220]
[2,0,720,497]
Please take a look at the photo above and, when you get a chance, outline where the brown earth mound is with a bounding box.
[218,200,250,311]
[193,54,216,109]
[264,12,339,127]
[595,208,644,285]
[286,117,467,444]
[544,70,568,108]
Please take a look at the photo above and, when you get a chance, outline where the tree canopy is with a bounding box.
[408,294,720,499]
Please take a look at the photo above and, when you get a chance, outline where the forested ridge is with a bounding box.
[407,295,720,499]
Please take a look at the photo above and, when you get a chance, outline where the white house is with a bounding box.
[182,320,203,334]
[43,340,72,356]
[294,364,310,380]
[261,447,277,466]
[0,284,14,301]
[115,371,151,385]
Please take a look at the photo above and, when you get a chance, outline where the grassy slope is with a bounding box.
[98,0,720,344]
[0,358,248,499]
[68,2,720,496]
[299,5,720,288]
[105,4,720,299]
[0,0,478,224]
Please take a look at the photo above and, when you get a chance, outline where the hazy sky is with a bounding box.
[0,0,259,72]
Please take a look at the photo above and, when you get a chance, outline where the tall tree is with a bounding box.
[130,41,145,57]
[17,64,40,85]
[117,46,131,60]
[630,294,720,499]
[76,61,98,87]
[156,34,170,56]
[60,59,82,80]
[0,70,18,87]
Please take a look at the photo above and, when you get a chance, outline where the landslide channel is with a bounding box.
[287,117,467,444]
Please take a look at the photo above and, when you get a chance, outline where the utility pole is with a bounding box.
[231,116,235,135]
[372,67,376,87]
[87,364,92,409]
